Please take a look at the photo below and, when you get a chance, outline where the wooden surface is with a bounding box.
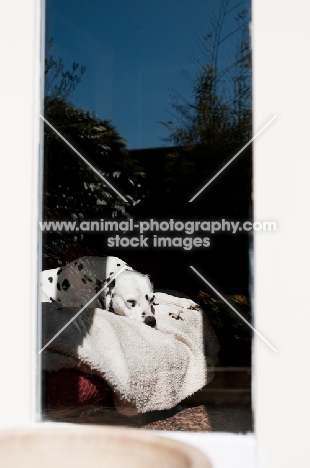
[0,426,212,468]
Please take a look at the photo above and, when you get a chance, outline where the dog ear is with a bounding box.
[100,287,114,312]
[99,288,109,309]
[98,276,115,311]
[105,277,116,312]
[107,277,115,297]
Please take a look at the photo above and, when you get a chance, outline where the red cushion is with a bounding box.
[46,369,113,408]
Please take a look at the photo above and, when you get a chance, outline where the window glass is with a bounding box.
[40,0,253,433]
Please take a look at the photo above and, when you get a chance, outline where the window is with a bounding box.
[40,0,253,434]
[2,1,308,467]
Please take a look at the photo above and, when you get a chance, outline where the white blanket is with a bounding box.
[42,292,217,415]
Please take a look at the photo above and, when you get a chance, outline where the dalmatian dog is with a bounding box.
[41,256,156,327]
[107,269,156,327]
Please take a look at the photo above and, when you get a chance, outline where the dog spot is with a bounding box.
[57,282,60,291]
[78,263,84,271]
[150,295,155,303]
[57,269,62,276]
[109,279,115,289]
[83,274,93,283]
[144,316,156,328]
[82,278,87,284]
[50,297,56,302]
[145,294,148,301]
[109,272,114,276]
[99,297,105,308]
[117,264,121,266]
[61,279,70,291]
[48,277,53,283]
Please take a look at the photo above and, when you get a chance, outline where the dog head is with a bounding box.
[103,270,156,327]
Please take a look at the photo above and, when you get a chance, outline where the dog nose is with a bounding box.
[144,316,156,328]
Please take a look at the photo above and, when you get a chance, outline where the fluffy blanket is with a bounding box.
[41,292,216,415]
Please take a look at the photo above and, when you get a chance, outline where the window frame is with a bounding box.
[2,1,309,467]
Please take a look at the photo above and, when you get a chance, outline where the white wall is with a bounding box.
[0,0,40,426]
[253,1,310,467]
